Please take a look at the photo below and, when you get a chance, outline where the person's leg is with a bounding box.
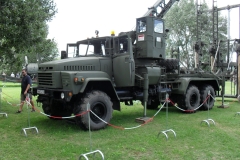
[29,94,35,111]
[17,94,25,113]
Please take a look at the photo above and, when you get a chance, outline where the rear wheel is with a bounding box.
[200,85,215,110]
[74,90,113,130]
[184,85,200,111]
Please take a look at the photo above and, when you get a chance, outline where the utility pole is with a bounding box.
[238,7,240,97]
[238,46,240,97]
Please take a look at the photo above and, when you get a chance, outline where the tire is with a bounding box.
[74,90,113,130]
[42,100,72,119]
[184,85,200,111]
[42,102,51,115]
[200,85,215,110]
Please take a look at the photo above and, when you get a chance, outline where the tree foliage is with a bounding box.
[0,0,58,74]
[164,0,227,70]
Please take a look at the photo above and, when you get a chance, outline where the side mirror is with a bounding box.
[165,29,169,33]
[61,51,67,59]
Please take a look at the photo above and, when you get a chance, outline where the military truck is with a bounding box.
[32,0,220,130]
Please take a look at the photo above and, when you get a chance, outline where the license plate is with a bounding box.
[37,89,45,94]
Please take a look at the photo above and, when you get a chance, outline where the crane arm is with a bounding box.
[143,0,180,18]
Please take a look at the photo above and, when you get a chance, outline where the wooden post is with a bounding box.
[195,51,199,69]
[211,56,215,72]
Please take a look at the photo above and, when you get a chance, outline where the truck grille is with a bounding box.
[38,73,53,86]
[63,65,95,71]
[38,66,53,71]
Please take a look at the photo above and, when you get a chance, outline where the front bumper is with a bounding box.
[32,87,73,102]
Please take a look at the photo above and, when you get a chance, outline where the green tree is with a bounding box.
[164,0,227,70]
[0,0,58,74]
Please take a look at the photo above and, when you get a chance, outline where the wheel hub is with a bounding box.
[91,102,106,122]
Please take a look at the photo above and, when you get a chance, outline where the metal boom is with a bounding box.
[143,0,179,18]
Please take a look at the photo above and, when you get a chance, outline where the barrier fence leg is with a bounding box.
[158,93,176,140]
[79,150,104,160]
[201,91,215,127]
[0,88,8,118]
[22,94,38,137]
[235,95,240,115]
[217,75,229,108]
[78,103,105,160]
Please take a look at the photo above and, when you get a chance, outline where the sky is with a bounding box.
[47,0,240,54]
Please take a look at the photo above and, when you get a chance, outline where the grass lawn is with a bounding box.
[0,84,240,159]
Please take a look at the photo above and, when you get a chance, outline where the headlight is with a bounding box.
[61,92,64,99]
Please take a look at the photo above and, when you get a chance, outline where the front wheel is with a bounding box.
[42,102,51,116]
[42,100,72,119]
[74,90,113,130]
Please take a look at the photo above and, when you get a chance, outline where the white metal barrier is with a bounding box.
[158,129,176,140]
[78,103,105,159]
[158,94,176,140]
[201,91,215,127]
[0,88,8,118]
[22,94,39,137]
[79,150,104,160]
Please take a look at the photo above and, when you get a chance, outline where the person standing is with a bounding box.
[16,72,20,78]
[10,72,15,77]
[16,69,35,113]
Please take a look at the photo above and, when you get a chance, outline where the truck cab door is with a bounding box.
[113,35,135,87]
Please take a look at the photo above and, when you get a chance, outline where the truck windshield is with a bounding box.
[78,40,106,56]
[79,44,94,55]
[68,46,77,57]
[65,38,110,57]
